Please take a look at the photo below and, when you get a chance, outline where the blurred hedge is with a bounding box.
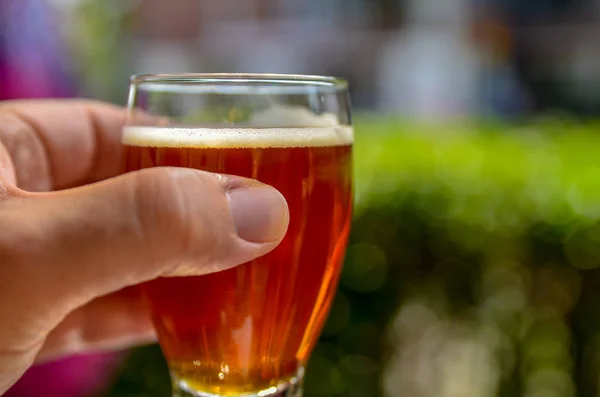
[103,118,600,397]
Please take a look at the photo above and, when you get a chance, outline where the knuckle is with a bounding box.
[149,168,237,263]
[0,199,52,316]
[130,168,225,261]
[0,111,52,191]
[0,200,39,268]
[130,169,182,246]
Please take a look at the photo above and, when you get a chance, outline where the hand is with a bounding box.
[0,100,289,393]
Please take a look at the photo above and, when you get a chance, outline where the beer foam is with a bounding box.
[122,126,353,148]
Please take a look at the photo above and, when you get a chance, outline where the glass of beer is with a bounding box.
[121,74,353,397]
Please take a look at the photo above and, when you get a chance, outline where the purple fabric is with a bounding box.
[1,1,126,396]
[4,353,125,397]
[0,0,73,99]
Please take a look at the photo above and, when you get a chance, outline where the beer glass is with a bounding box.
[122,74,353,397]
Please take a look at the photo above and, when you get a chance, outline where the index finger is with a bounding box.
[0,99,125,191]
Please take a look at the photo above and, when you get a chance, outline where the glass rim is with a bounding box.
[130,73,348,90]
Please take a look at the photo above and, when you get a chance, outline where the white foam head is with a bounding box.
[122,105,353,148]
[122,126,353,148]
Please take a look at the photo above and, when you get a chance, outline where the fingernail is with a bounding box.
[227,184,289,243]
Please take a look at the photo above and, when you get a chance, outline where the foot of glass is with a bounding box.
[171,367,303,397]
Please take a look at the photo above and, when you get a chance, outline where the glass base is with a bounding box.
[171,367,303,397]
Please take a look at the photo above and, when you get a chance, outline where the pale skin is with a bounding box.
[0,100,290,393]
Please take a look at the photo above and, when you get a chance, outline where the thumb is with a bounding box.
[0,167,289,320]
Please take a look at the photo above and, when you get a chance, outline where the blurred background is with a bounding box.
[4,0,600,396]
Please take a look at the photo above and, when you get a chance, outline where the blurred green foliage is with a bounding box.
[68,1,134,103]
[103,118,600,397]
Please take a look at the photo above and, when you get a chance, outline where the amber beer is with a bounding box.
[121,125,353,395]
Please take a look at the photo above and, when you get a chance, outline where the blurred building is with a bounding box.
[30,0,599,118]
[8,0,600,118]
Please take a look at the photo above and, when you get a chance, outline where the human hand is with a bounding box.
[0,100,289,393]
